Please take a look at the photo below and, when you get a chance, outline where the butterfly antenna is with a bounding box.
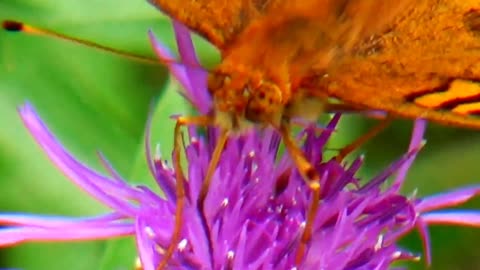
[2,20,161,65]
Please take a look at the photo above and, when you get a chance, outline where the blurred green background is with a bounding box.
[0,1,479,269]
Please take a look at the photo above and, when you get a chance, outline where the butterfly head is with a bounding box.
[207,69,285,132]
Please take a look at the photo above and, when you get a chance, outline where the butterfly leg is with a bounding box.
[157,115,212,269]
[322,101,392,160]
[279,122,321,265]
[325,102,388,120]
[336,117,393,161]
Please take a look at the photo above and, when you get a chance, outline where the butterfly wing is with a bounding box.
[322,64,480,129]
[330,0,415,52]
[148,0,278,50]
[315,0,480,129]
[213,0,415,85]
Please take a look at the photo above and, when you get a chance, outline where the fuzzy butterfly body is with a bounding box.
[150,0,480,130]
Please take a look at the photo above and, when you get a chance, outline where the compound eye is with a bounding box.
[258,82,282,106]
[245,82,282,124]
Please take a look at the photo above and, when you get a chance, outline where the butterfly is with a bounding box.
[150,0,480,130]
[148,0,480,267]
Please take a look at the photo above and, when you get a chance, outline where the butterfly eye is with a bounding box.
[245,81,283,125]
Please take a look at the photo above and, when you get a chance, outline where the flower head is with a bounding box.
[0,21,479,270]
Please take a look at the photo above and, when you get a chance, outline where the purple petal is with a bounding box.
[173,21,212,113]
[18,103,139,215]
[421,210,480,226]
[144,108,176,201]
[416,185,480,212]
[392,119,426,190]
[96,151,128,183]
[358,143,423,193]
[0,212,125,227]
[135,218,156,270]
[148,30,211,113]
[0,224,133,246]
[416,218,432,265]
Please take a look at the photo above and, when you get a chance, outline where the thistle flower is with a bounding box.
[1,21,480,270]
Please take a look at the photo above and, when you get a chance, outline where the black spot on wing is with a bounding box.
[436,93,480,110]
[404,79,454,102]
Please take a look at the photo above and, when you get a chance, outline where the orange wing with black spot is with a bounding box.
[309,0,480,129]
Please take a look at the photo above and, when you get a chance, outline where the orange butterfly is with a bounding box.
[151,0,480,129]
[148,0,480,267]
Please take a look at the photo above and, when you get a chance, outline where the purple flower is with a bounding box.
[1,20,480,270]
